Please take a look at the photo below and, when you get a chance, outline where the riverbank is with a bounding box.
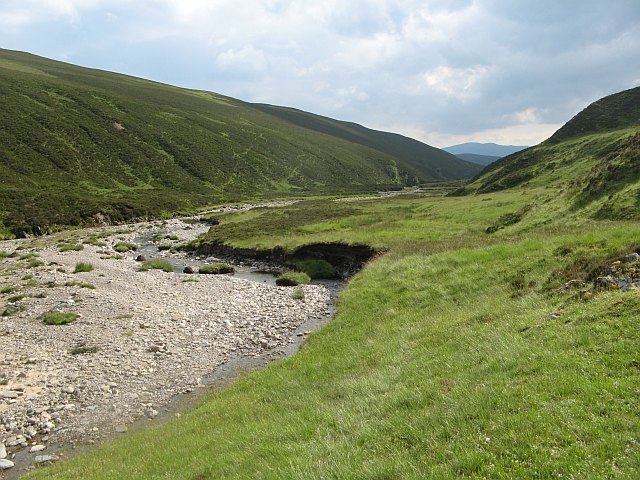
[0,219,334,477]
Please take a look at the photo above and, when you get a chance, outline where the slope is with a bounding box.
[460,86,640,220]
[0,48,479,236]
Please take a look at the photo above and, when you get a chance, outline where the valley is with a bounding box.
[0,48,638,479]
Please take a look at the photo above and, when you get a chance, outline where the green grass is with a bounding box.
[289,258,336,279]
[73,262,94,273]
[139,259,174,273]
[30,217,640,479]
[59,244,84,252]
[198,262,235,274]
[276,271,311,286]
[42,312,78,325]
[64,281,96,289]
[113,242,137,253]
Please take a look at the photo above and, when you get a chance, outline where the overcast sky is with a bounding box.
[1,1,639,147]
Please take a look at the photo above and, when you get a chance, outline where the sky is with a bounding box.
[1,1,639,148]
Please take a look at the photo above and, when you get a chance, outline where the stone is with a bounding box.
[183,266,194,274]
[0,443,6,459]
[30,444,46,453]
[1,391,19,399]
[34,455,57,464]
[114,424,128,433]
[145,409,158,419]
[62,386,75,394]
[135,255,146,262]
[0,459,14,470]
[623,252,640,263]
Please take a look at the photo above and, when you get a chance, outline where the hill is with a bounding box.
[443,142,528,157]
[460,86,640,220]
[0,48,480,236]
[454,152,500,166]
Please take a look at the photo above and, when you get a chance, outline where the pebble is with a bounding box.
[0,459,15,470]
[0,443,6,459]
[30,444,46,453]
[115,425,128,433]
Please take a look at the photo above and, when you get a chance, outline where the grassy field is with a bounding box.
[27,187,640,479]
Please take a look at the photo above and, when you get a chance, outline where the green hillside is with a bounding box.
[461,86,640,219]
[0,48,479,236]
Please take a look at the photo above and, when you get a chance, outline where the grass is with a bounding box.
[198,263,235,274]
[276,271,311,286]
[26,259,44,268]
[59,244,84,252]
[289,258,336,279]
[113,242,137,253]
[139,259,174,273]
[29,182,640,479]
[42,312,78,325]
[64,281,96,289]
[73,262,93,273]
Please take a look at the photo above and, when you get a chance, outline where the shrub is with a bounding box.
[114,242,138,253]
[43,312,78,325]
[292,288,305,300]
[158,243,172,251]
[290,258,336,279]
[0,285,16,294]
[276,271,311,286]
[0,250,12,259]
[73,262,94,273]
[140,259,174,273]
[199,263,235,274]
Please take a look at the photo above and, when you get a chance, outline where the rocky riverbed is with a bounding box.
[0,218,333,476]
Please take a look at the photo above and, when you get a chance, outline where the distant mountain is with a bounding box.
[444,143,528,158]
[0,48,480,235]
[461,86,640,220]
[454,153,501,166]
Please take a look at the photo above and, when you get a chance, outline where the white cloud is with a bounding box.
[421,65,489,100]
[216,45,267,73]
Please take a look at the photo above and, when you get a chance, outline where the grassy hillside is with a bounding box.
[461,87,640,220]
[0,48,479,236]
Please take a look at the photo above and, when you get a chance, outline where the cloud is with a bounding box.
[216,45,267,75]
[0,0,638,147]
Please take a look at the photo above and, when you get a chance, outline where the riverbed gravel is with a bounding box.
[0,218,330,475]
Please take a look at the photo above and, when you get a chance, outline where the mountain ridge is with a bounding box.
[443,142,528,157]
[0,48,480,236]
